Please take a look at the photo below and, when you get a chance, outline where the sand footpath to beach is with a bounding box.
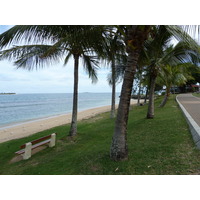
[0,100,137,143]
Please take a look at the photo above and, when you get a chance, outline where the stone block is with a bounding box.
[49,133,56,147]
[23,142,32,160]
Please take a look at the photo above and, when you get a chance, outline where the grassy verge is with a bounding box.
[0,95,200,175]
[192,93,200,98]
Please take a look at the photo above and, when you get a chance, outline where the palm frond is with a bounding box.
[82,54,99,83]
[0,25,107,50]
[159,41,200,67]
[166,25,200,51]
[0,44,64,70]
[107,64,126,86]
[63,52,72,66]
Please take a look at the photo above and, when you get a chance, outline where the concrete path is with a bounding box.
[176,93,200,149]
[177,93,200,126]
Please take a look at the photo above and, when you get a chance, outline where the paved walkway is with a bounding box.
[176,93,200,149]
[177,93,200,127]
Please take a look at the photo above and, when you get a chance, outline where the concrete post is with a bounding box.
[49,133,56,147]
[23,142,32,160]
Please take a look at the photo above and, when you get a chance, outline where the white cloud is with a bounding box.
[0,59,123,94]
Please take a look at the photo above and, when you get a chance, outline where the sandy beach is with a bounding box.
[0,100,137,143]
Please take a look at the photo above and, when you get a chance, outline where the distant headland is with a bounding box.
[0,93,16,95]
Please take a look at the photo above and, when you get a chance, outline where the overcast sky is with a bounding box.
[0,26,122,94]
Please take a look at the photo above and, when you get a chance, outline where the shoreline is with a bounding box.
[0,100,136,143]
[0,103,120,130]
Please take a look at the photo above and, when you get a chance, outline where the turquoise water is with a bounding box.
[0,93,119,127]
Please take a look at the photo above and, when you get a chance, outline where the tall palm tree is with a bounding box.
[98,30,126,118]
[144,26,173,118]
[110,25,151,161]
[0,25,105,136]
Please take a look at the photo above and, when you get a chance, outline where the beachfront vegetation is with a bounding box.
[0,25,200,162]
[0,96,200,175]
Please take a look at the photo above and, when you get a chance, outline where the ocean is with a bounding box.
[0,93,120,127]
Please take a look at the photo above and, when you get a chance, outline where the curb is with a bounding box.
[176,95,200,149]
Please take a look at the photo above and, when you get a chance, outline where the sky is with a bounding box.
[0,26,123,94]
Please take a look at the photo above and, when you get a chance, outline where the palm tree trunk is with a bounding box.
[69,54,79,136]
[110,25,151,161]
[146,65,157,119]
[159,86,171,107]
[110,61,116,118]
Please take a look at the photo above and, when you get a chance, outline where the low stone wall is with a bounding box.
[176,95,200,149]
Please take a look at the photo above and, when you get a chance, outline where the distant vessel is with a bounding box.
[0,93,16,95]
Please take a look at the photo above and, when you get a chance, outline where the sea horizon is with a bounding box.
[0,92,120,128]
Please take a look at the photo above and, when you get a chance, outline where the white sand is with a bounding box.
[0,100,137,143]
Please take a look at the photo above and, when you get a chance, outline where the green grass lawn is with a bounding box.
[192,93,200,98]
[1,95,200,175]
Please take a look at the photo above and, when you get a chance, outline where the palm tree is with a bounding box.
[107,60,127,116]
[0,25,105,136]
[144,26,173,118]
[143,27,200,119]
[98,30,126,118]
[158,63,196,107]
[110,25,151,161]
